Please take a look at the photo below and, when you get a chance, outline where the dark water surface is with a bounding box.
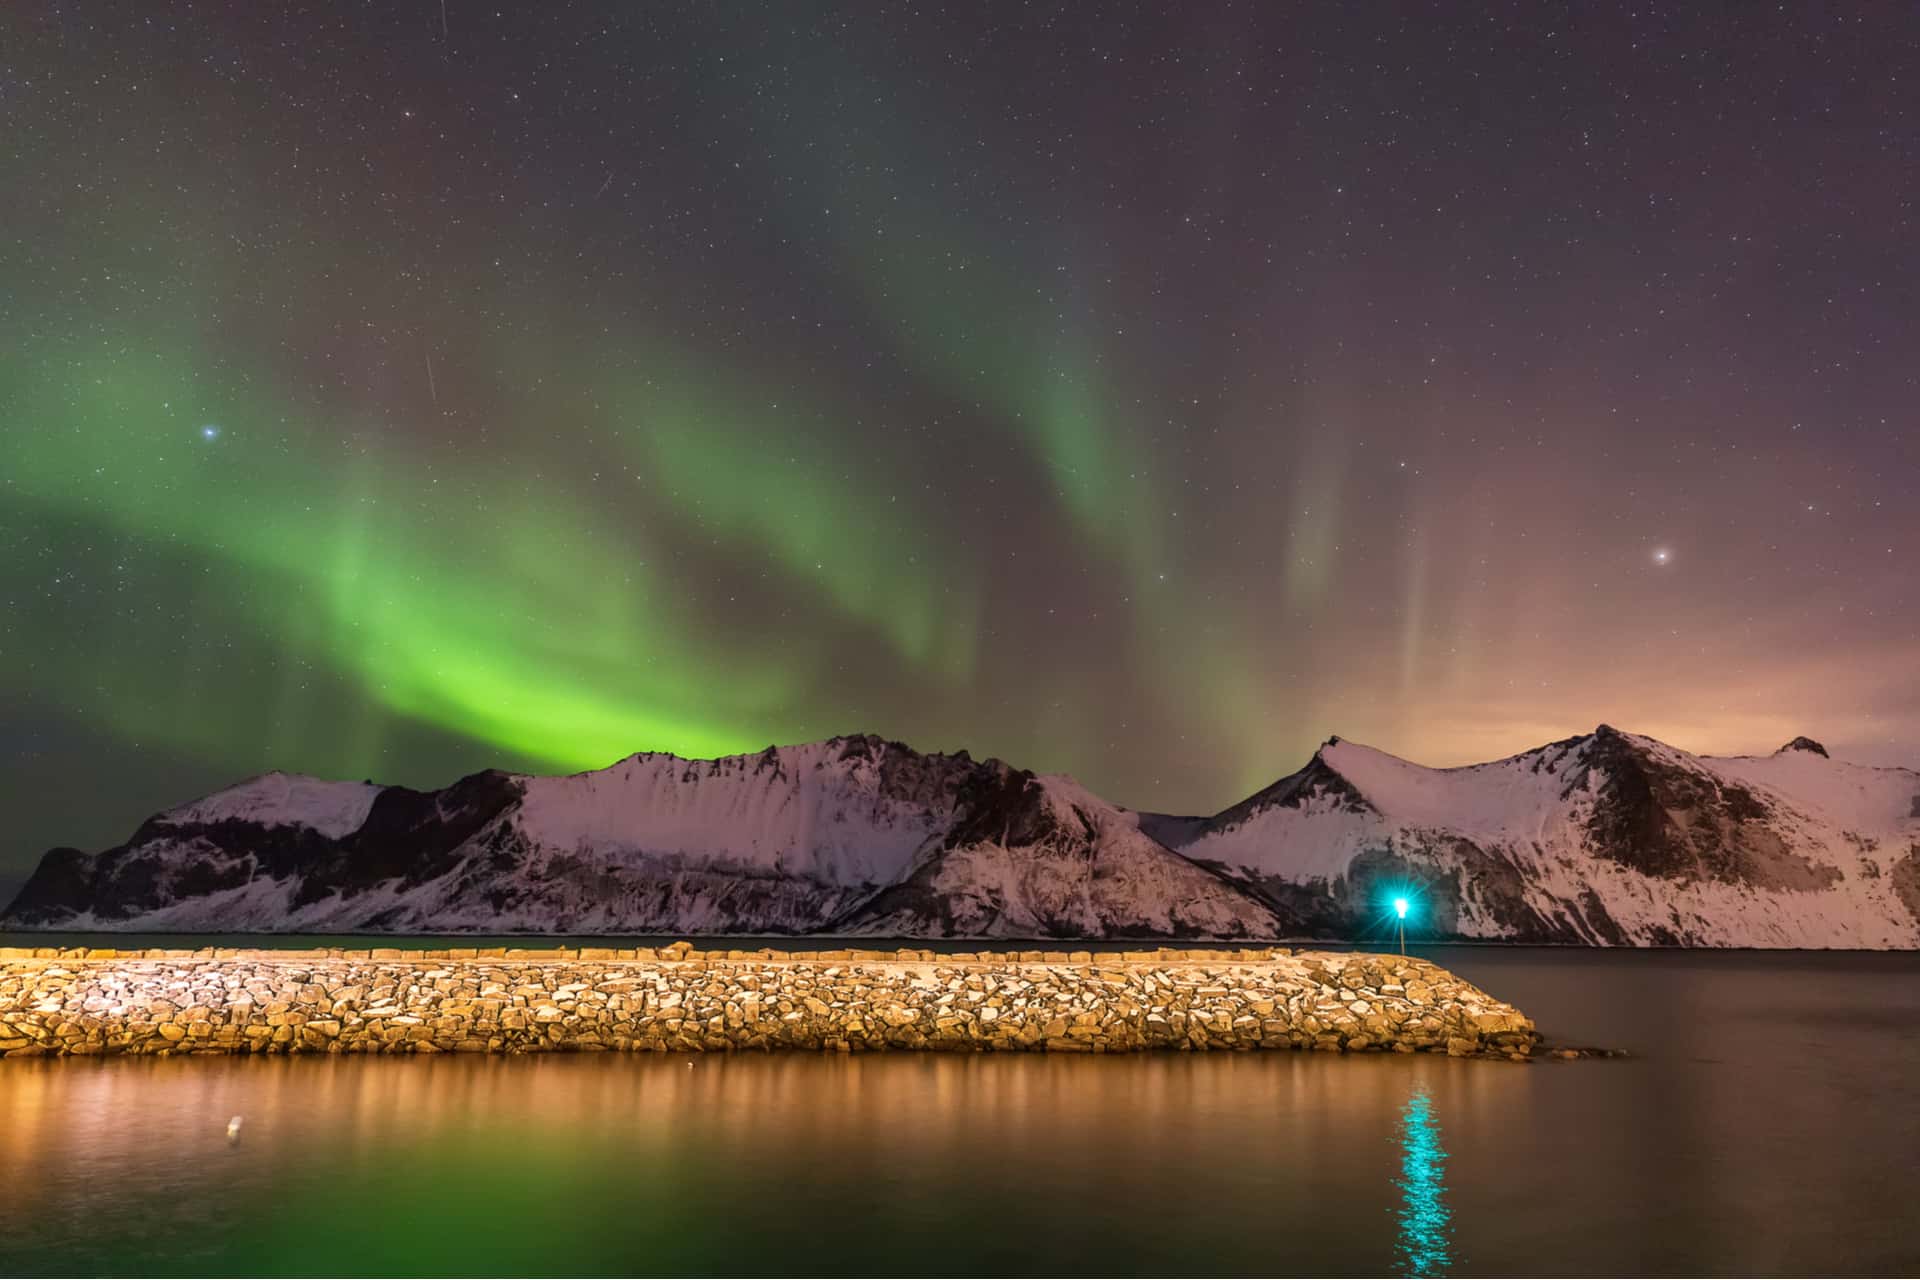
[2,944,1916,1277]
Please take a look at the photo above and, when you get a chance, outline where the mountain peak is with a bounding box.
[1585,723,1671,761]
[1776,736,1829,758]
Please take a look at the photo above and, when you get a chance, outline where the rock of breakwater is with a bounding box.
[0,944,1541,1059]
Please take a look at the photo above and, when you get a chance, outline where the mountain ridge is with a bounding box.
[5,726,1917,947]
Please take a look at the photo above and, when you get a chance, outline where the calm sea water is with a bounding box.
[2,942,1916,1277]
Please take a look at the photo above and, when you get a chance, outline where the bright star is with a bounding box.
[1651,547,1671,566]
[200,424,221,440]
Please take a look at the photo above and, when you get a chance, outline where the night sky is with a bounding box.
[3,3,1916,897]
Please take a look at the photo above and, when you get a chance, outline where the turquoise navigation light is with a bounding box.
[1394,896,1410,921]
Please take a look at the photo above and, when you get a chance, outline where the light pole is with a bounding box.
[1394,896,1409,955]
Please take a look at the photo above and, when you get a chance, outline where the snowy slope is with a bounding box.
[514,740,961,888]
[163,771,385,840]
[381,738,984,934]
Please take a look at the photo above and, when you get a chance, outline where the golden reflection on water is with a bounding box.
[0,1053,1522,1274]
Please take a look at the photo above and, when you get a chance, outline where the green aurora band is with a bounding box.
[5,335,825,773]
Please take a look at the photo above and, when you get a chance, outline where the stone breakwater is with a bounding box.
[0,943,1541,1059]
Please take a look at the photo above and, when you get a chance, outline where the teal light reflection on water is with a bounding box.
[1394,1084,1455,1277]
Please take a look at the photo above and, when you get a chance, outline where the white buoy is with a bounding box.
[226,1115,244,1144]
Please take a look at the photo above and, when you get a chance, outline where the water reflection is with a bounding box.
[1394,1084,1454,1277]
[1,1052,1488,1276]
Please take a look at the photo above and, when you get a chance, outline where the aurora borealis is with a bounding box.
[3,4,1916,896]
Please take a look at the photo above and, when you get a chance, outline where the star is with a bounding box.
[1651,547,1672,566]
[200,425,221,440]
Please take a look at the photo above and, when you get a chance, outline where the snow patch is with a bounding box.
[513,742,950,887]
[162,772,382,839]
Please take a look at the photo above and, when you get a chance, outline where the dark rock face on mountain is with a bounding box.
[3,848,98,925]
[4,727,1916,946]
[838,769,1286,939]
[1572,727,1842,893]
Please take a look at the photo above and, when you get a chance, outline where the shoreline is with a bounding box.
[1,943,1546,1060]
[5,931,1914,954]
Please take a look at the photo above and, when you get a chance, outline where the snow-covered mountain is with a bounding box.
[1140,727,1920,948]
[4,727,1915,945]
[0,735,1279,939]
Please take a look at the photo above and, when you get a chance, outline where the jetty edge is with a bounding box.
[0,943,1545,1059]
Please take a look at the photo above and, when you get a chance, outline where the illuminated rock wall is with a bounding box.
[0,944,1539,1058]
